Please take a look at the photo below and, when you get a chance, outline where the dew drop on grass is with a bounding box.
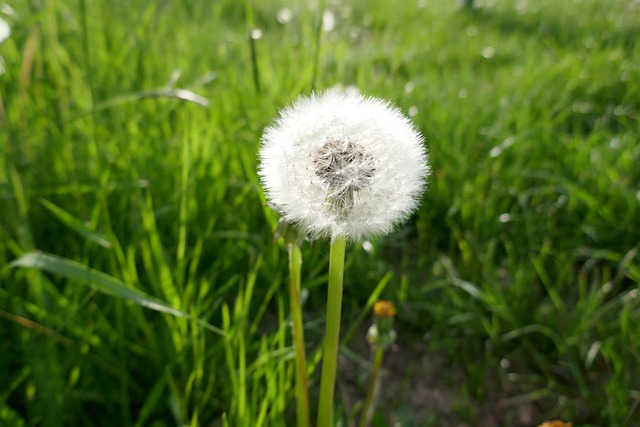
[408,106,418,117]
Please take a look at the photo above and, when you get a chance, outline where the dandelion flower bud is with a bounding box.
[373,300,397,319]
[259,90,429,242]
[368,300,397,348]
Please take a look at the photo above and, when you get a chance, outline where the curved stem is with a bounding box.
[317,235,346,427]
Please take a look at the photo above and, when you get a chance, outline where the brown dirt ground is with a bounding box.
[337,335,545,427]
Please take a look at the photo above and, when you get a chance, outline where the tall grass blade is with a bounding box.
[39,199,112,248]
[10,252,224,335]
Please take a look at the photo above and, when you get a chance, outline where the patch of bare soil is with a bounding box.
[338,335,543,427]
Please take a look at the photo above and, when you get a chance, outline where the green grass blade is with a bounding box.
[341,271,393,346]
[10,252,224,335]
[132,368,168,427]
[39,199,113,248]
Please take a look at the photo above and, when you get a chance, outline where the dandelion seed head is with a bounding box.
[322,10,336,32]
[276,8,293,24]
[259,89,429,242]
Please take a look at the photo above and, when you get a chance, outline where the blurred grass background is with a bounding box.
[1,0,639,425]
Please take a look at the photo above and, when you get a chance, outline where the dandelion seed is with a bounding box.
[250,28,263,40]
[0,18,10,44]
[481,46,495,59]
[498,213,511,223]
[277,8,293,24]
[322,10,336,32]
[259,89,429,242]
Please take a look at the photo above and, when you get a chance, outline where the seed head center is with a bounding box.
[314,139,375,211]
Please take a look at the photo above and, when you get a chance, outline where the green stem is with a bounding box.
[317,235,347,427]
[358,346,385,427]
[288,240,310,427]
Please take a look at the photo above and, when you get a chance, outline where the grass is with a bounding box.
[1,0,639,425]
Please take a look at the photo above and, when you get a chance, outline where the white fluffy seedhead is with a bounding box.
[259,89,429,242]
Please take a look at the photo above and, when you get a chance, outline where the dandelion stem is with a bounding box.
[358,346,385,427]
[317,234,346,427]
[288,239,310,427]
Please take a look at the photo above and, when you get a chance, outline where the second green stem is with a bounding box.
[358,346,384,427]
[317,234,346,427]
